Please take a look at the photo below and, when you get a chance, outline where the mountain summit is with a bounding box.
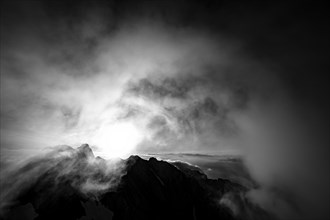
[0,145,271,220]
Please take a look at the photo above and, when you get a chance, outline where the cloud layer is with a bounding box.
[1,1,329,220]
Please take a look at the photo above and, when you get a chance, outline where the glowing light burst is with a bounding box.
[91,122,143,159]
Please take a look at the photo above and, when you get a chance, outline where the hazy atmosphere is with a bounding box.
[1,1,329,220]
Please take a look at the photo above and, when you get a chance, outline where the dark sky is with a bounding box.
[1,1,329,219]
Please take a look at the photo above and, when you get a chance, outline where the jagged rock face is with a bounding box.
[0,145,271,220]
[100,156,235,220]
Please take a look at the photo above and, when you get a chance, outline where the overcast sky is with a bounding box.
[1,1,329,219]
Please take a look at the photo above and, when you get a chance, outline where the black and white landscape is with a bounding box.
[0,1,329,220]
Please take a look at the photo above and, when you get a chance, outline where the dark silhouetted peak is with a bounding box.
[148,157,157,162]
[125,155,143,167]
[127,155,142,162]
[1,150,273,220]
[77,144,94,159]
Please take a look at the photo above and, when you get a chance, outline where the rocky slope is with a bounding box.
[0,144,272,220]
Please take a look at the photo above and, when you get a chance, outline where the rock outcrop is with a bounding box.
[0,145,272,220]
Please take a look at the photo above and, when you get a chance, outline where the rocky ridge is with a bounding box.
[0,144,272,220]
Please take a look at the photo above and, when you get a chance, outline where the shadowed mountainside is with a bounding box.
[0,144,273,220]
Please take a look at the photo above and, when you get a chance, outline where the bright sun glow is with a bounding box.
[91,122,143,159]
